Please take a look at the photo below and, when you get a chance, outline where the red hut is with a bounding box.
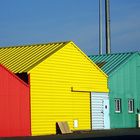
[0,64,30,137]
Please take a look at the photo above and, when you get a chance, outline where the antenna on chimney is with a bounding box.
[99,0,103,55]
[105,0,111,54]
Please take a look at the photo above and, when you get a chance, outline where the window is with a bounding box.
[115,99,121,113]
[128,99,134,113]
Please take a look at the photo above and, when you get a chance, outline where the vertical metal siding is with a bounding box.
[0,65,31,137]
[91,93,109,129]
[136,66,140,110]
[30,43,108,135]
[91,94,104,129]
[109,55,140,128]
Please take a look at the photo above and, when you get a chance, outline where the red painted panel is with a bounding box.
[0,64,31,137]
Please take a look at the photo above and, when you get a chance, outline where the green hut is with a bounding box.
[89,52,140,128]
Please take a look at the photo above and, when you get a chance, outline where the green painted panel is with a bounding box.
[89,52,140,128]
[89,52,136,75]
[109,55,140,128]
[136,66,140,110]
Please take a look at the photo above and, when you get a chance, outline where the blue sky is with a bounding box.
[0,0,140,55]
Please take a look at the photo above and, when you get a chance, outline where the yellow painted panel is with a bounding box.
[30,43,108,135]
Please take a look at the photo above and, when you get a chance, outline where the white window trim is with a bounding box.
[128,99,134,113]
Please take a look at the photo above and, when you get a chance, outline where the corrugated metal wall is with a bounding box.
[29,43,109,135]
[91,93,104,129]
[0,65,31,137]
[109,54,140,128]
[91,93,109,129]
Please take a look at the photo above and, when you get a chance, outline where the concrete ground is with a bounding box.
[1,128,140,140]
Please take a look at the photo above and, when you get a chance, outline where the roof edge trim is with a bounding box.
[0,41,70,49]
[109,53,139,76]
[27,41,71,72]
[69,41,108,78]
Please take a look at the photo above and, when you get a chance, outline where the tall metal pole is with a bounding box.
[105,0,111,54]
[99,0,103,55]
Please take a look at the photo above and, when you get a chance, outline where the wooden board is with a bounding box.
[56,122,72,134]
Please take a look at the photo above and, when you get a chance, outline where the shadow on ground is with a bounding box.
[71,135,140,140]
[1,129,140,140]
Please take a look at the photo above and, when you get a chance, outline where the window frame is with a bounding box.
[115,98,121,113]
[128,99,134,113]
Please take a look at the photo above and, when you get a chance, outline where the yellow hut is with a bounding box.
[0,41,109,136]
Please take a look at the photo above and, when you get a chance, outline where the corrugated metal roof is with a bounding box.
[89,52,138,75]
[0,41,69,73]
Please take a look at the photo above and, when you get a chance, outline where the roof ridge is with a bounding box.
[89,51,139,75]
[89,51,138,57]
[0,41,72,73]
[25,41,71,72]
[0,41,71,49]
